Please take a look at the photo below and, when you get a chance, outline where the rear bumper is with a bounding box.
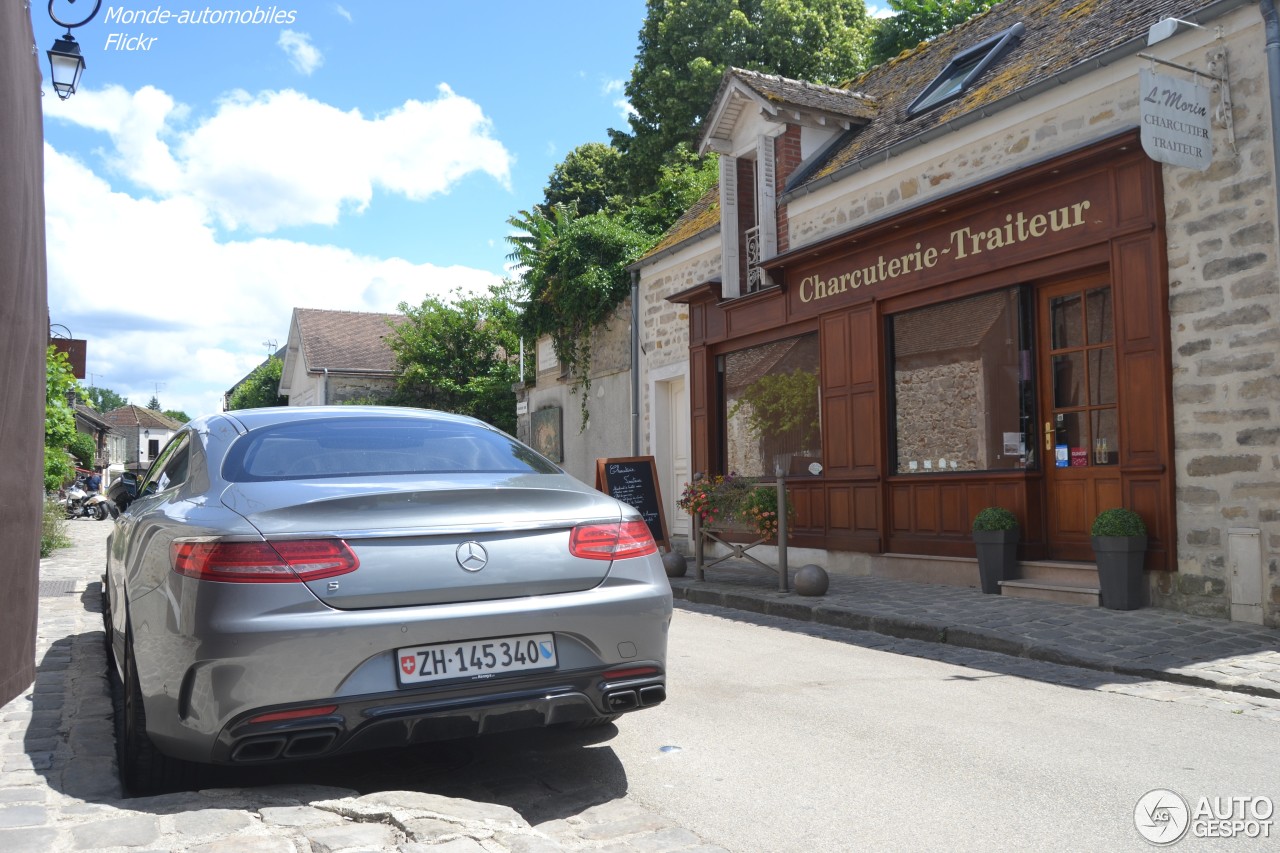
[215,665,666,764]
[129,570,672,763]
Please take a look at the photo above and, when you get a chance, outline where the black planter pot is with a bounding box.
[1092,535,1148,610]
[973,529,1018,594]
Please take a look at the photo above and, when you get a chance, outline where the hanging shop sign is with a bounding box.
[1140,68,1212,171]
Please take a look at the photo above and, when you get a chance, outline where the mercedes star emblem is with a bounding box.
[456,541,489,572]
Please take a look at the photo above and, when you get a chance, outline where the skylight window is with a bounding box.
[908,23,1025,116]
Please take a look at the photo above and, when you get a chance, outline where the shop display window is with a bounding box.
[889,287,1033,473]
[719,334,822,478]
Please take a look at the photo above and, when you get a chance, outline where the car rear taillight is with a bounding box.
[569,520,658,560]
[171,540,360,583]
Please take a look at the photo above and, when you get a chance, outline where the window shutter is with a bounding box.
[719,155,740,298]
[756,136,778,273]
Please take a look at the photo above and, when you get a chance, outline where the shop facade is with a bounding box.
[634,0,1280,624]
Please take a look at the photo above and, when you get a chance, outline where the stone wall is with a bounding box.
[636,245,717,449]
[1157,17,1279,624]
[516,301,637,484]
[894,357,985,473]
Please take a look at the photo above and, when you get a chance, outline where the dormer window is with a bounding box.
[908,23,1025,117]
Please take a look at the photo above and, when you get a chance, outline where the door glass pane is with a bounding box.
[1088,348,1116,405]
[1052,352,1084,407]
[1051,411,1088,468]
[1050,293,1083,349]
[1092,409,1118,466]
[1085,287,1113,344]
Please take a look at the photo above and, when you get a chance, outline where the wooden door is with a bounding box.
[1038,276,1122,561]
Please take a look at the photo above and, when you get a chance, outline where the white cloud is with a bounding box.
[279,30,324,76]
[603,78,634,122]
[44,81,514,416]
[44,144,503,419]
[53,83,513,234]
[334,4,353,23]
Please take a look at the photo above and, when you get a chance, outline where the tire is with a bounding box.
[95,503,109,521]
[115,633,201,796]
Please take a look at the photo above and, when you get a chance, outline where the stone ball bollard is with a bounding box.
[662,550,688,578]
[794,564,829,596]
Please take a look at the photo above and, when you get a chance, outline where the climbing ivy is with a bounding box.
[507,206,650,430]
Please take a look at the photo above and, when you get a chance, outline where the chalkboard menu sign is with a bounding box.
[594,456,668,551]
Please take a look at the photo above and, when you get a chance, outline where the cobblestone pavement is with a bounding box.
[1,519,728,853]
[668,559,1280,713]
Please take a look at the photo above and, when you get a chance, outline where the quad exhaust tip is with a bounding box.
[605,683,666,712]
[230,728,338,762]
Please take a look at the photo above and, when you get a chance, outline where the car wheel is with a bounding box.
[115,633,199,796]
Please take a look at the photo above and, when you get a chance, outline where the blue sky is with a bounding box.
[37,1,649,416]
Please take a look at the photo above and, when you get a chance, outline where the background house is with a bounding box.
[100,406,184,480]
[72,402,114,471]
[278,308,404,406]
[513,307,636,486]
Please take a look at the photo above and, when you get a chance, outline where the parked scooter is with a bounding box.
[63,479,118,520]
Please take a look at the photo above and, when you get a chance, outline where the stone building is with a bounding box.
[514,304,638,488]
[279,308,404,406]
[628,0,1280,625]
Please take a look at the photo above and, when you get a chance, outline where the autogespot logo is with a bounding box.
[1135,789,1191,845]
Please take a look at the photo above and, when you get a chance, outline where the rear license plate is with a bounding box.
[396,633,557,685]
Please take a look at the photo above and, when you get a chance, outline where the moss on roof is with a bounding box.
[643,184,721,259]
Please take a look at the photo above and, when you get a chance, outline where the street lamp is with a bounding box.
[46,0,102,100]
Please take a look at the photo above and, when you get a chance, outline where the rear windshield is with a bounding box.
[223,417,560,481]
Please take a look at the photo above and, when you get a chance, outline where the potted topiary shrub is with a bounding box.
[972,507,1019,594]
[1091,507,1148,610]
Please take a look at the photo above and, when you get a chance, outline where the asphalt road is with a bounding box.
[265,602,1280,851]
[596,605,1279,852]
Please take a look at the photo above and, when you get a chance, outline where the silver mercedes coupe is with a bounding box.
[103,406,671,794]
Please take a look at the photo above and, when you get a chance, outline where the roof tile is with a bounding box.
[295,308,405,373]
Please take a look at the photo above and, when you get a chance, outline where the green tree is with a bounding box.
[510,209,651,429]
[624,143,720,237]
[146,395,161,411]
[45,346,79,491]
[163,409,191,424]
[867,0,1001,66]
[612,0,872,190]
[387,289,521,433]
[83,386,128,411]
[227,356,287,410]
[67,432,97,469]
[543,142,627,216]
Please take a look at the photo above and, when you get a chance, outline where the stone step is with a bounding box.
[998,578,1101,606]
[1016,559,1100,586]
